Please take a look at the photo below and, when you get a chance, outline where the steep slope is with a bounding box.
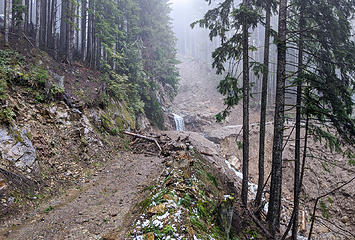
[170,57,355,240]
[0,39,142,223]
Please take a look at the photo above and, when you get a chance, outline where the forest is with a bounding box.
[0,0,354,239]
[1,0,179,128]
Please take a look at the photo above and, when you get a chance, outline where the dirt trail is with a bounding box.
[0,153,163,240]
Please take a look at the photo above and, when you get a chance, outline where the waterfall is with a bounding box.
[173,114,185,131]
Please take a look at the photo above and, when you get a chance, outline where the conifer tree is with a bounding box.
[193,0,261,206]
[266,0,287,233]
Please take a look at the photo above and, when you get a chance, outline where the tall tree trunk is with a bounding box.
[292,9,305,239]
[91,10,96,68]
[66,0,74,62]
[11,0,15,32]
[81,0,87,61]
[267,0,288,234]
[87,0,92,65]
[60,0,68,54]
[35,0,40,48]
[46,0,52,48]
[19,0,24,34]
[241,0,250,206]
[4,0,10,46]
[25,0,29,33]
[52,0,57,59]
[39,0,46,47]
[75,2,79,56]
[255,1,271,213]
[30,0,33,35]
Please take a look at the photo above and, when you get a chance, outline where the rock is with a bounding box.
[228,155,241,170]
[0,126,36,170]
[48,71,65,88]
[148,204,166,215]
[137,114,150,131]
[163,131,219,157]
[204,125,243,144]
[317,226,329,233]
[0,178,6,190]
[144,232,155,240]
[341,216,349,223]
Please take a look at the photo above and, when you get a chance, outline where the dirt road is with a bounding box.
[0,153,163,240]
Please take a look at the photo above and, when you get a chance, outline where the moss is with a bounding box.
[0,108,16,125]
[13,129,24,143]
[207,172,218,188]
[190,215,207,232]
[100,113,117,135]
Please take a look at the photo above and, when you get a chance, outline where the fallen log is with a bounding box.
[200,151,214,157]
[123,131,162,153]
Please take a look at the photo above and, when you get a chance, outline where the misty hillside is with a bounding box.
[0,0,354,240]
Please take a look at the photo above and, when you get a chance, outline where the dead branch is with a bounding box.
[22,33,35,47]
[247,208,275,239]
[200,151,214,157]
[317,216,355,239]
[123,131,162,153]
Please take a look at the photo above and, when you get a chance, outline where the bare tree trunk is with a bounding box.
[19,0,24,34]
[4,0,10,46]
[51,0,57,58]
[46,0,51,48]
[11,1,15,32]
[66,0,74,62]
[35,0,40,48]
[39,0,46,47]
[30,0,33,35]
[292,9,305,240]
[81,0,87,61]
[75,2,79,56]
[60,0,68,54]
[87,0,92,65]
[24,0,29,33]
[241,0,250,207]
[267,0,288,234]
[255,1,271,213]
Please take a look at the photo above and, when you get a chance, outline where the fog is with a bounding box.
[169,0,219,63]
[168,0,280,102]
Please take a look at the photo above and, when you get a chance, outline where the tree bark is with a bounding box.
[60,0,67,54]
[255,0,271,213]
[25,0,29,33]
[52,0,57,58]
[4,0,10,46]
[75,2,79,56]
[35,0,40,48]
[39,0,46,47]
[81,0,87,61]
[87,0,92,65]
[241,0,250,207]
[267,0,288,234]
[46,0,51,48]
[67,0,74,62]
[292,9,305,240]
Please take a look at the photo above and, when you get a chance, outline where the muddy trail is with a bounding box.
[0,150,164,240]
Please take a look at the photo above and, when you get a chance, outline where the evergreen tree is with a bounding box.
[255,0,278,214]
[193,0,261,206]
[266,0,287,233]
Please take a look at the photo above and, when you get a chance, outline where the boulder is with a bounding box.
[204,125,243,144]
[0,126,36,170]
